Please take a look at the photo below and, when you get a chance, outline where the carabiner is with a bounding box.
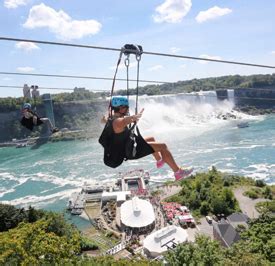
[124,55,130,67]
[136,54,141,61]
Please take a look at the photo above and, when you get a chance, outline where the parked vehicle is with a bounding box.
[212,215,218,222]
[180,221,188,228]
[206,216,213,224]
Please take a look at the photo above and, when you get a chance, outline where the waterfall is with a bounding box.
[126,92,237,140]
[227,89,235,104]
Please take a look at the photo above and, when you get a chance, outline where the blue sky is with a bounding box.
[0,0,274,97]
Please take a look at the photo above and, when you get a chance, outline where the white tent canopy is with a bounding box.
[143,225,188,257]
[120,196,155,228]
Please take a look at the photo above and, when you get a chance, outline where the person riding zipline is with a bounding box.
[20,103,59,134]
[99,96,193,181]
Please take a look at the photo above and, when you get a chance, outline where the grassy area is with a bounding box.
[255,200,275,213]
[243,183,274,200]
[82,227,120,253]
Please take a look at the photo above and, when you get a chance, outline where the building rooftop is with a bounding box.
[143,225,188,256]
[213,222,241,247]
[120,196,155,228]
[102,191,131,202]
[227,212,249,223]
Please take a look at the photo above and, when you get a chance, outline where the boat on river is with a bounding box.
[237,122,249,128]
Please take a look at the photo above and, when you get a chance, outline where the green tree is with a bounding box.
[165,235,224,266]
[0,219,81,265]
[200,202,210,215]
[0,204,45,232]
[0,204,26,231]
[255,180,266,187]
[262,186,272,199]
[240,213,274,261]
[224,241,270,266]
[76,256,161,265]
[211,196,228,215]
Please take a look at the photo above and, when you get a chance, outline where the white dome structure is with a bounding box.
[143,225,188,258]
[120,196,155,231]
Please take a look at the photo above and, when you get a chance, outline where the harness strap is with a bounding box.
[122,44,142,115]
[109,44,142,118]
[136,57,140,115]
[109,51,123,118]
[30,85,37,112]
[124,55,130,105]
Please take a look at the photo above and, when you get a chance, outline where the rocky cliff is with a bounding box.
[0,100,107,142]
[234,88,275,109]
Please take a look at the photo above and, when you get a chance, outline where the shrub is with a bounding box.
[200,202,210,215]
[105,231,113,238]
[255,180,266,187]
[244,190,259,199]
[80,236,99,251]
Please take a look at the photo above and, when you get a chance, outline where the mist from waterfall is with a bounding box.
[128,91,240,141]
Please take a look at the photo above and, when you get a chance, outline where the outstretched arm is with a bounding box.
[113,108,144,132]
[101,114,108,124]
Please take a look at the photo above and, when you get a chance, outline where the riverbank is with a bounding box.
[234,106,275,115]
[0,129,93,148]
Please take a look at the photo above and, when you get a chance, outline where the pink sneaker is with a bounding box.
[156,159,165,168]
[174,168,193,181]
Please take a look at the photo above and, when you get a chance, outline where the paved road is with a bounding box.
[186,218,214,242]
[160,185,182,200]
[233,187,268,219]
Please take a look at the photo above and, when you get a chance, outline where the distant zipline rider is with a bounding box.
[20,103,59,134]
[99,44,193,181]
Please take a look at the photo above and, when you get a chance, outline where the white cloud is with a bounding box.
[17,66,35,73]
[199,54,222,64]
[110,61,138,71]
[2,77,12,81]
[23,3,102,40]
[196,6,232,23]
[4,0,28,9]
[170,47,181,54]
[153,0,192,23]
[15,41,40,52]
[271,51,275,55]
[148,65,163,71]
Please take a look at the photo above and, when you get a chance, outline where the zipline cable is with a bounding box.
[1,84,275,93]
[0,85,76,91]
[0,71,171,84]
[1,37,275,69]
[1,72,275,93]
[0,85,274,102]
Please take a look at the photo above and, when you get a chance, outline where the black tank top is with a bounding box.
[99,117,154,168]
[20,111,43,131]
[111,120,130,161]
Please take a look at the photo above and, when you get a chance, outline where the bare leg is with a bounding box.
[40,118,53,131]
[147,142,180,172]
[144,137,162,161]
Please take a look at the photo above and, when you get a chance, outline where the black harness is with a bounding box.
[99,118,154,168]
[20,110,43,131]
